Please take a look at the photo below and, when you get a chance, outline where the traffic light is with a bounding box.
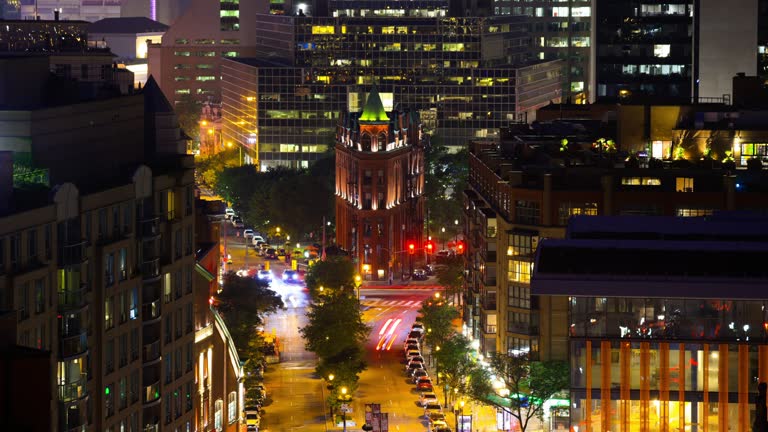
[408,242,415,254]
[426,241,434,254]
[456,241,465,254]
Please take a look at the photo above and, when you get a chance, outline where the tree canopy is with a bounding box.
[424,138,468,238]
[215,272,284,360]
[418,296,459,347]
[304,257,356,300]
[435,255,465,297]
[467,353,569,432]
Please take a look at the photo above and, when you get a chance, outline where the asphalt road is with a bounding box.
[220,228,473,432]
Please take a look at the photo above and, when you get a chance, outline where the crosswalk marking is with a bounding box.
[363,299,423,308]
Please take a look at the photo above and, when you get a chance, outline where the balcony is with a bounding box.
[58,374,88,402]
[142,300,161,324]
[58,284,87,312]
[60,241,88,267]
[483,324,497,334]
[140,217,160,240]
[143,381,161,406]
[508,323,534,335]
[60,330,88,359]
[143,341,161,364]
[141,257,161,282]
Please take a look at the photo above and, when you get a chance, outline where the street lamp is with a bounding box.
[339,386,349,432]
[435,345,441,385]
[454,219,459,246]
[441,226,446,251]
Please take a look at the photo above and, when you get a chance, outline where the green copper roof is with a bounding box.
[359,85,390,123]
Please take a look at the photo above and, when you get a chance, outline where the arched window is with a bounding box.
[377,132,387,151]
[214,399,224,429]
[227,392,237,423]
[361,133,372,151]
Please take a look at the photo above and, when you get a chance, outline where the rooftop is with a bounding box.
[88,17,169,34]
[359,85,389,123]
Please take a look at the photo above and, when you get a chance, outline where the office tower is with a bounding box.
[461,132,768,361]
[0,56,196,432]
[335,87,425,281]
[120,0,192,26]
[3,0,121,21]
[147,0,265,106]
[221,8,562,170]
[593,0,757,102]
[533,214,768,431]
[491,0,592,102]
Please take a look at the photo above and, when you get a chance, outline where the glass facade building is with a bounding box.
[221,12,562,170]
[491,0,591,102]
[593,0,695,100]
[533,216,768,432]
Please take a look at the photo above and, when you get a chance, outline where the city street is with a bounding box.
[220,227,498,432]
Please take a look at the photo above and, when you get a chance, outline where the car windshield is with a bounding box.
[425,403,440,410]
[428,412,445,420]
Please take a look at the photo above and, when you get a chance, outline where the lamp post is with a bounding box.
[435,345,441,385]
[441,227,446,251]
[454,219,459,246]
[354,275,362,304]
[340,386,349,432]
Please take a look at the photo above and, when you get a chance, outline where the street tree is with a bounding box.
[418,296,459,348]
[269,172,334,237]
[467,353,569,432]
[215,272,284,351]
[304,257,356,300]
[433,333,477,405]
[174,93,202,145]
[436,255,465,300]
[424,137,468,235]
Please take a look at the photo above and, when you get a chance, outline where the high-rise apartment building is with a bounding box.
[492,0,591,102]
[0,56,197,432]
[335,87,425,280]
[593,0,757,102]
[147,0,265,106]
[221,8,562,169]
[462,132,768,361]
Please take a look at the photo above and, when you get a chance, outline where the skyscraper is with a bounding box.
[221,6,562,169]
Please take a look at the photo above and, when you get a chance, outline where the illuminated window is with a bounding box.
[621,177,661,186]
[195,76,216,81]
[571,6,590,17]
[654,44,671,58]
[547,37,568,48]
[675,177,694,192]
[514,200,540,225]
[196,64,214,69]
[443,43,464,52]
[227,392,237,423]
[552,7,569,17]
[557,202,598,225]
[676,207,714,217]
[571,37,590,47]
[311,25,335,34]
[174,51,191,56]
[196,51,216,57]
[174,77,190,82]
[220,39,240,44]
[174,89,190,94]
[571,81,584,93]
[222,51,239,57]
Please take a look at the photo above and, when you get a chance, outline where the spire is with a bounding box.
[359,84,389,123]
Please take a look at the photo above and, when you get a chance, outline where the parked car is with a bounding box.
[405,349,421,360]
[412,268,428,280]
[277,248,287,258]
[404,337,420,348]
[425,264,435,275]
[252,235,265,245]
[433,427,452,432]
[243,228,254,240]
[419,392,439,407]
[225,208,235,219]
[408,330,423,340]
[405,343,420,353]
[412,369,429,383]
[411,323,425,333]
[416,377,434,391]
[427,412,447,426]
[405,358,424,372]
[257,270,272,282]
[406,362,425,376]
[424,402,443,416]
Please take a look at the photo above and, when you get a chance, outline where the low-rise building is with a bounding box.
[462,130,768,362]
[532,214,768,431]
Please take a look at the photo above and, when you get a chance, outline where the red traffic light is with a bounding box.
[456,241,465,254]
[408,242,415,254]
[426,241,434,254]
